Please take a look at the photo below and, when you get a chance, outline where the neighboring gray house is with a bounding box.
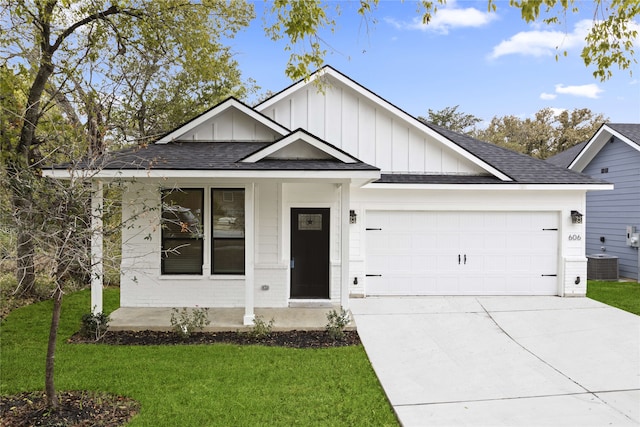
[548,124,640,281]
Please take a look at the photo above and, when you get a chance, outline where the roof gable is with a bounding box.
[256,66,512,181]
[241,129,358,164]
[156,98,289,144]
[569,123,640,172]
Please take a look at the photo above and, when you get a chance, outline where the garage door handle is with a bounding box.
[458,254,461,264]
[464,254,467,264]
[366,274,382,277]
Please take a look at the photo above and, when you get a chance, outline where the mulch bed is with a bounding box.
[68,329,361,348]
[0,391,139,427]
[3,329,359,426]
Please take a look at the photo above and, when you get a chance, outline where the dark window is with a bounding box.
[212,189,245,274]
[161,188,204,274]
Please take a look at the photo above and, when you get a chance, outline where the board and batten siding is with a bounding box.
[582,137,640,280]
[180,108,281,141]
[260,83,486,175]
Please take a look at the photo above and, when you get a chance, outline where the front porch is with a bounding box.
[109,306,356,332]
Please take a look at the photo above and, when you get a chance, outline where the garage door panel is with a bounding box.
[365,211,558,296]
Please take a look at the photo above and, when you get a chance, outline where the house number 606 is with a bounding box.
[569,234,582,241]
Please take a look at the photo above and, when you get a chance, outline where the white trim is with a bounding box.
[243,183,255,325]
[363,183,614,191]
[43,169,380,182]
[570,124,640,171]
[241,130,358,164]
[340,182,350,309]
[256,67,513,182]
[90,181,104,314]
[156,98,289,144]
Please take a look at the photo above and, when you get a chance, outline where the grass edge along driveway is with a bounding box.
[0,288,398,426]
[587,279,640,315]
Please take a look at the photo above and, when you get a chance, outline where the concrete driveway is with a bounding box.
[350,296,640,426]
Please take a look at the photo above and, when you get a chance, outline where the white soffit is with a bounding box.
[570,124,640,172]
[156,98,289,144]
[256,67,512,181]
[241,130,358,164]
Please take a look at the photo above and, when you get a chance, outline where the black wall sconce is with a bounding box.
[571,210,583,224]
[349,210,357,224]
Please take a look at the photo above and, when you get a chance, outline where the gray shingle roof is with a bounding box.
[422,123,607,185]
[545,123,639,169]
[545,141,588,168]
[607,123,640,146]
[85,141,378,171]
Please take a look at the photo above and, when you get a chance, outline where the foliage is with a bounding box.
[170,307,211,339]
[475,107,607,159]
[0,288,398,425]
[248,315,275,338]
[326,307,351,340]
[419,105,482,135]
[79,311,110,341]
[587,280,640,315]
[266,0,636,81]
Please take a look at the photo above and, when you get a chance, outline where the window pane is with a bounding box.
[161,189,203,275]
[162,189,203,238]
[212,239,245,274]
[212,189,244,238]
[212,188,245,274]
[162,239,203,275]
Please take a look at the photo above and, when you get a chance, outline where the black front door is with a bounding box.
[290,208,330,299]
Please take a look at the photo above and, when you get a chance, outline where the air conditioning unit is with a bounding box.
[587,254,619,281]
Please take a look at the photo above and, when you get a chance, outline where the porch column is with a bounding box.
[243,183,255,325]
[340,182,350,309]
[90,180,104,314]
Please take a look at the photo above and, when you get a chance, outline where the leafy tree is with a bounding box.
[1,0,253,409]
[418,105,482,135]
[475,107,607,158]
[1,0,254,295]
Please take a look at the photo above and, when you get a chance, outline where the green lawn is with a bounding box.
[0,289,398,426]
[587,280,640,315]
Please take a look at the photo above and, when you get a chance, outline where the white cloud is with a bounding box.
[489,19,592,59]
[540,92,557,100]
[385,4,496,35]
[555,83,603,99]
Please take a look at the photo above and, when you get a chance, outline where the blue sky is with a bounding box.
[231,1,639,126]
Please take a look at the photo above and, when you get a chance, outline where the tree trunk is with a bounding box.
[45,286,63,409]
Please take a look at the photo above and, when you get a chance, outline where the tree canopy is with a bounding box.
[475,107,607,159]
[418,105,482,135]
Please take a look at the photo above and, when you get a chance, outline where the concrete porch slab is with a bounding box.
[108,306,355,332]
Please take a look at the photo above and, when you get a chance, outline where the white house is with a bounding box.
[46,66,612,324]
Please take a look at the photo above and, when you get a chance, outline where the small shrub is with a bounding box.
[170,307,211,339]
[326,307,350,340]
[80,311,110,341]
[248,315,275,338]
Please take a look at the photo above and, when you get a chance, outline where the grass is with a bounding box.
[0,288,398,426]
[587,280,640,315]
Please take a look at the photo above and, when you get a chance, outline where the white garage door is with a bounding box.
[365,211,559,295]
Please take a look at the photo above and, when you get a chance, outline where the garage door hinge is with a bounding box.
[366,274,382,277]
[366,228,382,231]
[542,228,558,231]
[541,274,557,277]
